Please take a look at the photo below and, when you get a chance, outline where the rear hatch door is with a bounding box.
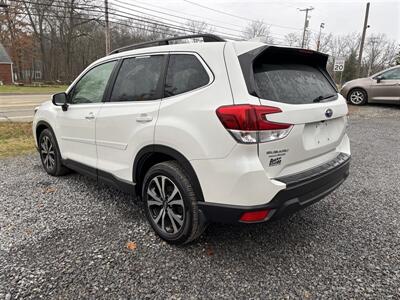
[239,46,348,177]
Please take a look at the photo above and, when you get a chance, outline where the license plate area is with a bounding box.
[302,118,344,150]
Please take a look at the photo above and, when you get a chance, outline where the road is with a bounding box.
[0,94,51,122]
[0,104,399,299]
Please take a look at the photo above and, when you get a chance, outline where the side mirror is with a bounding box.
[376,75,383,83]
[52,92,68,111]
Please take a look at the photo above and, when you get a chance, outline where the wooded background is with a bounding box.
[0,0,399,84]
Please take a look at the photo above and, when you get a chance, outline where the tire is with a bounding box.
[38,129,70,176]
[142,161,206,245]
[348,88,367,105]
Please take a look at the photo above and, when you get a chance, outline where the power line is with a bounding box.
[7,2,188,37]
[131,0,245,30]
[9,0,200,36]
[9,0,293,41]
[109,0,242,38]
[8,0,292,46]
[11,0,244,40]
[9,1,234,41]
[107,5,243,40]
[111,0,246,37]
[111,0,289,41]
[182,0,304,31]
[12,10,189,38]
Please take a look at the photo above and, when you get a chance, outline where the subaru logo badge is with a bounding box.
[325,108,333,118]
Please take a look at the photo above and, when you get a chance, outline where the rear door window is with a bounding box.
[164,54,210,97]
[110,55,165,102]
[254,63,337,104]
[381,67,400,80]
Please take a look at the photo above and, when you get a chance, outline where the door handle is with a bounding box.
[85,112,95,120]
[136,114,153,123]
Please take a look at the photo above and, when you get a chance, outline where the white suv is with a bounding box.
[33,34,351,244]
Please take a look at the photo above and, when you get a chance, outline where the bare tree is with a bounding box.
[312,32,333,53]
[363,34,398,75]
[243,20,274,43]
[0,2,28,80]
[21,0,56,80]
[284,31,312,49]
[186,20,214,35]
[284,32,301,47]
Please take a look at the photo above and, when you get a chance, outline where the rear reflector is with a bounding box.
[240,209,270,222]
[216,104,293,144]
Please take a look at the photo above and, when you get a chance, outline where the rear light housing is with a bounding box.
[216,104,293,144]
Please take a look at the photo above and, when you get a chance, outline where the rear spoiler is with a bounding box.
[238,46,337,98]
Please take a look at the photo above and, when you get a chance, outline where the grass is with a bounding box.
[0,85,68,94]
[0,122,36,158]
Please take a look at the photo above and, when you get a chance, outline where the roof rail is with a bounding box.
[110,34,225,55]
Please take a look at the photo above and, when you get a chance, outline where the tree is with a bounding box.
[312,32,333,53]
[1,3,44,82]
[284,32,301,47]
[342,49,358,83]
[362,34,398,75]
[243,20,274,44]
[186,20,214,35]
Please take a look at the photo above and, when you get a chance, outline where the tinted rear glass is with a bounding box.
[164,54,209,97]
[254,63,337,104]
[110,55,164,102]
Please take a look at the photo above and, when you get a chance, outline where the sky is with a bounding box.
[134,0,400,43]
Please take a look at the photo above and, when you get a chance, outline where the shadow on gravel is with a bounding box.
[61,170,330,250]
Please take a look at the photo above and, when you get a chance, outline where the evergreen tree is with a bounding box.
[342,50,358,82]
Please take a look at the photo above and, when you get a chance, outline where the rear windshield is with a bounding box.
[253,63,337,104]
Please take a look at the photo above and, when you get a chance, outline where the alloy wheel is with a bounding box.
[350,90,364,105]
[146,175,185,235]
[40,136,56,171]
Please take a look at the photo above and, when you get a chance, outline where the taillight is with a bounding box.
[216,104,293,144]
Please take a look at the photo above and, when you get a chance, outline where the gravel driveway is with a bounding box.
[1,104,399,299]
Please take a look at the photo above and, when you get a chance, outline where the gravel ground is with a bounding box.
[1,104,400,299]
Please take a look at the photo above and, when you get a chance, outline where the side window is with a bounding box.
[69,61,116,104]
[381,68,400,80]
[164,54,210,97]
[110,55,165,102]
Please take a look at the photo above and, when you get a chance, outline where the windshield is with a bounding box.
[254,63,337,105]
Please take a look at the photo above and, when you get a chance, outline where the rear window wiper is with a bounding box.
[312,94,337,103]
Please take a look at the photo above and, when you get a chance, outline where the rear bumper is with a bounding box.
[198,153,350,224]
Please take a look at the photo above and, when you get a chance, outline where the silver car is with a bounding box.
[340,66,400,105]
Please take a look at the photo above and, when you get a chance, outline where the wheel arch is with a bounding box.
[35,121,63,154]
[133,145,205,202]
[36,120,54,144]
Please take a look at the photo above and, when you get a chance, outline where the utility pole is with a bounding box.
[104,0,111,55]
[316,22,325,52]
[299,7,314,49]
[357,2,370,77]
